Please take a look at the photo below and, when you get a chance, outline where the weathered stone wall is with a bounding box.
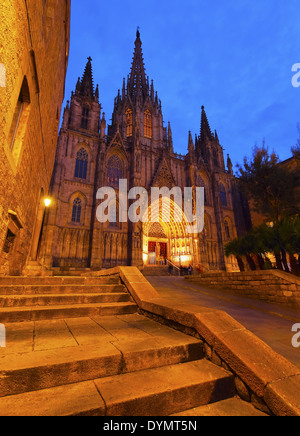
[0,0,70,274]
[186,270,300,309]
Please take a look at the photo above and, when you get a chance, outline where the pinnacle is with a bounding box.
[127,30,149,103]
[200,105,212,140]
[79,57,94,98]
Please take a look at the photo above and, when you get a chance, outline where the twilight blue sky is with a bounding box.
[63,0,300,168]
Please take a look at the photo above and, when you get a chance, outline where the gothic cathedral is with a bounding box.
[39,30,248,272]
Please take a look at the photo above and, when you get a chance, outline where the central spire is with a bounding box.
[200,106,212,141]
[77,57,95,98]
[127,29,149,103]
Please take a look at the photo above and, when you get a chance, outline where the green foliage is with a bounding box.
[225,216,300,273]
[291,124,300,158]
[237,145,300,222]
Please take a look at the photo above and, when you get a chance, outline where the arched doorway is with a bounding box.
[142,197,196,267]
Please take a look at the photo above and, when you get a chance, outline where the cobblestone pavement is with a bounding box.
[147,276,300,368]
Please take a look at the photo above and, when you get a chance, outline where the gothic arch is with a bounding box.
[74,147,89,180]
[68,191,87,225]
[142,196,195,266]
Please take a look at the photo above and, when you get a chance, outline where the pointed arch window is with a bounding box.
[75,148,88,179]
[220,183,227,207]
[224,219,231,240]
[72,198,82,223]
[144,110,152,139]
[107,155,122,188]
[126,108,133,137]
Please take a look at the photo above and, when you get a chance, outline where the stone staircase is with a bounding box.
[0,273,267,416]
[142,265,171,276]
[0,275,137,323]
[0,312,265,416]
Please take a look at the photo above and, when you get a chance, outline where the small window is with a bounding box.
[144,110,152,139]
[72,198,82,223]
[75,148,88,179]
[220,184,227,207]
[3,229,16,254]
[81,106,89,129]
[126,108,133,137]
[213,150,219,167]
[224,220,231,239]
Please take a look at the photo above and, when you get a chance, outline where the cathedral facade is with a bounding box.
[39,31,248,272]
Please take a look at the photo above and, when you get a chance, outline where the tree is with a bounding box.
[291,124,300,158]
[237,145,300,222]
[224,238,246,272]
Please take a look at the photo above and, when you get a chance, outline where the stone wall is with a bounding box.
[0,0,70,274]
[186,270,300,309]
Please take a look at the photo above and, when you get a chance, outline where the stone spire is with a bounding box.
[127,29,149,104]
[79,57,94,98]
[200,106,212,141]
[188,130,195,153]
[227,154,233,175]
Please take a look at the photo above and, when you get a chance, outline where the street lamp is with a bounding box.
[44,198,51,207]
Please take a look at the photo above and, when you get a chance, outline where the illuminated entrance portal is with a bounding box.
[142,198,198,267]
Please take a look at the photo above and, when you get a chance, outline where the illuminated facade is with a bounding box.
[39,30,248,272]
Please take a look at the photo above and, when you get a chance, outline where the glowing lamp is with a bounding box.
[44,198,52,207]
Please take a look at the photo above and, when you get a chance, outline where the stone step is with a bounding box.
[0,284,126,295]
[0,336,203,397]
[0,276,121,286]
[0,360,235,416]
[0,302,138,323]
[172,397,267,417]
[0,293,131,308]
[142,266,171,277]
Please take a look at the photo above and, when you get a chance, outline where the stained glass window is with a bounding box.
[72,198,82,223]
[75,148,88,179]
